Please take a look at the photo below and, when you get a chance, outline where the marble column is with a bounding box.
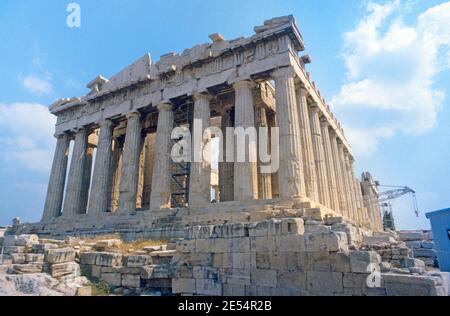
[108,138,124,212]
[233,80,258,201]
[150,103,174,210]
[219,109,234,202]
[273,67,305,199]
[330,131,349,218]
[119,112,142,212]
[189,93,212,206]
[255,105,272,200]
[268,112,280,198]
[296,86,318,202]
[309,106,331,207]
[62,127,88,217]
[88,119,114,216]
[80,145,94,214]
[142,133,156,209]
[42,133,71,221]
[340,145,357,222]
[320,119,340,212]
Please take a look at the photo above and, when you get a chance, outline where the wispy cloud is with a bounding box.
[0,102,56,172]
[331,1,450,156]
[21,73,53,95]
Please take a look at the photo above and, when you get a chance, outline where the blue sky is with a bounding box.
[0,0,449,229]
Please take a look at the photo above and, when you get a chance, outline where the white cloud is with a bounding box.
[0,102,56,172]
[21,74,53,95]
[332,1,450,156]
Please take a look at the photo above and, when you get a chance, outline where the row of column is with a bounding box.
[42,65,373,227]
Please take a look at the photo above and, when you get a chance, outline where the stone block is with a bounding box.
[172,278,196,294]
[230,238,250,253]
[4,246,25,254]
[330,252,351,273]
[306,271,343,294]
[25,254,44,263]
[76,286,92,296]
[267,219,283,236]
[141,265,169,279]
[349,251,381,273]
[2,235,17,247]
[91,265,102,279]
[122,274,141,288]
[404,258,425,269]
[250,236,276,252]
[50,262,80,278]
[421,241,435,249]
[413,248,437,258]
[31,243,57,254]
[11,254,26,264]
[231,252,253,269]
[223,284,246,296]
[196,279,222,296]
[276,235,306,252]
[363,236,395,246]
[405,241,421,249]
[195,239,211,253]
[170,265,193,279]
[210,238,231,253]
[278,270,307,290]
[305,223,331,234]
[224,269,251,286]
[175,239,195,253]
[398,231,425,241]
[94,239,122,250]
[95,252,123,267]
[213,223,248,238]
[101,272,122,287]
[15,235,39,247]
[251,269,277,287]
[384,274,444,296]
[248,221,269,237]
[305,231,348,253]
[280,218,305,235]
[125,255,152,268]
[193,266,219,280]
[9,263,43,274]
[45,248,76,264]
[79,252,98,265]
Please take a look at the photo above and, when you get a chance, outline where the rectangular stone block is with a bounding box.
[11,254,26,264]
[251,269,277,287]
[196,279,222,296]
[210,238,231,253]
[122,274,141,288]
[349,251,381,273]
[125,255,152,268]
[193,266,219,280]
[31,243,57,254]
[175,239,195,253]
[306,271,343,294]
[231,252,252,269]
[95,252,123,267]
[25,254,44,263]
[91,265,102,279]
[45,248,76,264]
[305,232,348,253]
[280,218,305,235]
[276,235,306,252]
[413,248,437,258]
[50,262,80,278]
[384,274,443,296]
[15,235,39,247]
[248,221,269,237]
[278,270,307,290]
[223,284,246,296]
[172,278,196,294]
[170,265,193,279]
[214,223,248,238]
[330,252,351,273]
[4,246,25,254]
[230,237,250,253]
[250,236,276,252]
[79,252,98,265]
[224,269,251,286]
[9,263,43,274]
[101,272,122,287]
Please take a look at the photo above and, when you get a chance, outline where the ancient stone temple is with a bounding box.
[22,15,381,238]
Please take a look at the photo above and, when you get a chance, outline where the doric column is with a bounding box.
[88,119,114,216]
[119,111,142,212]
[108,138,124,212]
[309,106,331,207]
[80,145,94,214]
[150,103,174,210]
[62,127,88,217]
[142,133,156,209]
[273,67,305,199]
[189,93,212,206]
[339,144,357,222]
[320,119,340,212]
[267,112,280,198]
[330,131,349,218]
[296,86,318,201]
[219,109,234,202]
[255,105,272,200]
[41,133,71,221]
[233,80,258,201]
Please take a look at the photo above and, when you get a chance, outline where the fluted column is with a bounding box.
[344,153,360,224]
[119,112,142,212]
[80,146,94,214]
[330,131,349,218]
[88,119,114,215]
[255,105,272,200]
[339,144,357,222]
[142,133,156,209]
[309,106,331,207]
[108,138,124,212]
[150,103,174,210]
[233,80,258,201]
[219,109,234,202]
[296,86,318,201]
[273,67,305,199]
[189,93,212,206]
[63,127,88,217]
[320,119,340,212]
[42,133,71,221]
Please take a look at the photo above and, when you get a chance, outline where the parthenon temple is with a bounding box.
[23,16,382,237]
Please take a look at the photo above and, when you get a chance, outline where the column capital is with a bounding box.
[126,111,141,120]
[310,105,321,115]
[99,119,114,129]
[193,91,213,102]
[320,117,330,127]
[272,66,296,80]
[73,126,88,135]
[232,80,255,90]
[55,132,70,140]
[157,103,173,112]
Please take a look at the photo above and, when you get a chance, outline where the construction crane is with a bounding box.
[375,184,420,230]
